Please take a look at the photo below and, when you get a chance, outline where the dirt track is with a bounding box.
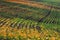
[5,0,51,10]
[5,0,60,11]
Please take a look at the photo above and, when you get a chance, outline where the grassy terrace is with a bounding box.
[0,1,49,21]
[0,1,60,24]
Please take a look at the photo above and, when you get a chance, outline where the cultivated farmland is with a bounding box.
[0,0,60,40]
